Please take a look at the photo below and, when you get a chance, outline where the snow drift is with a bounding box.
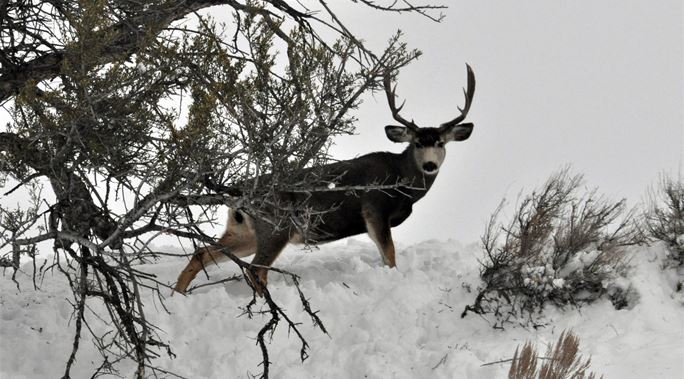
[1,239,682,378]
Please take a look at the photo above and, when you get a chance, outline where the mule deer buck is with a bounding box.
[174,65,476,295]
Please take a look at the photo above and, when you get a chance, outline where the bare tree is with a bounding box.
[0,1,447,377]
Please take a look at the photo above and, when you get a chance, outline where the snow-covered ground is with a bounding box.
[1,239,682,378]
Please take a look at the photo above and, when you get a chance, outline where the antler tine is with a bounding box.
[440,64,476,129]
[383,72,418,131]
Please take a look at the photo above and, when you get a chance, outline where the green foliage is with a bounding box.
[9,4,418,201]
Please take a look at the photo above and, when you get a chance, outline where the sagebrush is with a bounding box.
[462,168,641,327]
[643,174,684,266]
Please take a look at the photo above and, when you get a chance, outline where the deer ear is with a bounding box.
[385,125,415,143]
[442,122,474,142]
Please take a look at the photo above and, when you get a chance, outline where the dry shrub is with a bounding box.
[643,174,684,267]
[463,168,641,326]
[509,330,602,379]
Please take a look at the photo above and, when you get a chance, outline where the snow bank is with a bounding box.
[1,239,682,378]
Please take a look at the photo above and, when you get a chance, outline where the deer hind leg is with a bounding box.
[173,210,257,294]
[246,225,291,297]
[363,208,396,268]
[173,245,227,294]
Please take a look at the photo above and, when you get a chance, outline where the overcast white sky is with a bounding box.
[322,0,683,243]
[1,1,682,248]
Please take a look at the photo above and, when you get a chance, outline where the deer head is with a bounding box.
[384,64,475,175]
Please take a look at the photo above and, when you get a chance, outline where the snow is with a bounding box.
[1,239,682,378]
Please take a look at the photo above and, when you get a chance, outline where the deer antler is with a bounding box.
[383,72,419,132]
[439,64,476,130]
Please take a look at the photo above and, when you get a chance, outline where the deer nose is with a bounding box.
[422,162,438,173]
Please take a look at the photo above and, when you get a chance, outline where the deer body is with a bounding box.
[285,149,437,242]
[174,65,476,295]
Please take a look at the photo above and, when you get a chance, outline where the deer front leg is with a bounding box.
[363,208,396,268]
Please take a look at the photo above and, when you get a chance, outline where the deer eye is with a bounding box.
[414,142,422,148]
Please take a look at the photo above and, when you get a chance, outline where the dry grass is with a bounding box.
[509,342,538,379]
[509,330,602,379]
